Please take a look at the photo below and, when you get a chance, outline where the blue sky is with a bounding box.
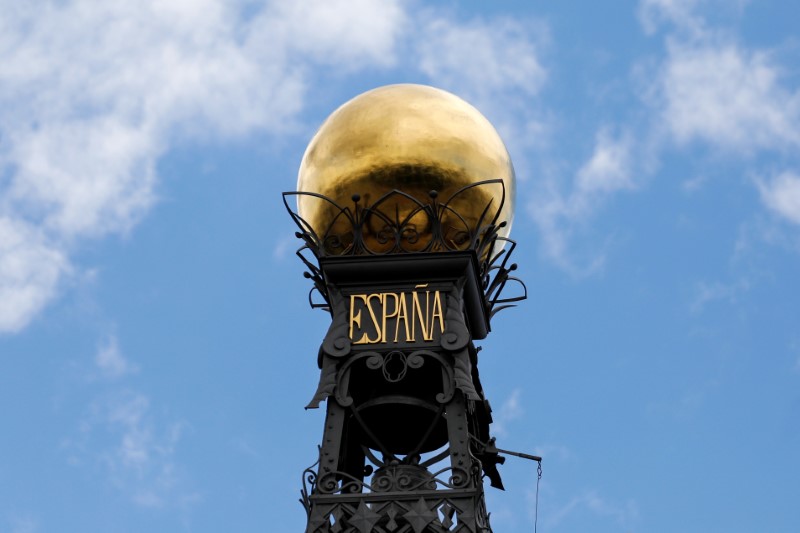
[1,0,799,531]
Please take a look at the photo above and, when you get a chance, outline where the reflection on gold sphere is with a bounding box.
[297,84,515,251]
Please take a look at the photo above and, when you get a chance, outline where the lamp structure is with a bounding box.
[284,84,527,533]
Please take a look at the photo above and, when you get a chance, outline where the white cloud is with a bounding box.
[690,278,749,313]
[107,393,153,470]
[92,391,193,508]
[577,131,636,194]
[62,337,196,507]
[0,217,68,333]
[639,0,750,36]
[492,388,524,437]
[757,171,800,225]
[0,0,408,333]
[95,335,138,379]
[528,129,635,274]
[639,0,704,36]
[655,40,800,152]
[260,0,407,69]
[6,119,159,238]
[639,0,800,257]
[641,0,800,154]
[681,173,709,193]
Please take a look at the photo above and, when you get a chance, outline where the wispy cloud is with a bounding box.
[260,0,407,70]
[576,131,637,194]
[492,388,524,438]
[544,490,639,530]
[637,0,800,262]
[641,0,800,157]
[84,390,197,509]
[653,40,800,152]
[100,391,193,508]
[63,335,195,508]
[0,217,68,332]
[639,0,749,36]
[690,278,750,313]
[94,335,138,380]
[756,171,800,226]
[0,0,408,333]
[529,129,635,275]
[639,0,705,36]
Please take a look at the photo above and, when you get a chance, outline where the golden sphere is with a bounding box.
[297,84,515,253]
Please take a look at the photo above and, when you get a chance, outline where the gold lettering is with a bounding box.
[350,293,381,344]
[350,288,445,345]
[364,293,382,344]
[393,292,412,343]
[350,294,367,344]
[411,290,429,342]
[382,293,399,344]
[431,290,445,338]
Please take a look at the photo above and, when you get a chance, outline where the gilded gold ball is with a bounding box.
[297,84,515,252]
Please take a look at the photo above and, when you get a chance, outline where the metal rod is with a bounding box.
[494,447,542,463]
[469,434,542,462]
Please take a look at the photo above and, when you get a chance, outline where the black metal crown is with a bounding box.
[282,179,526,323]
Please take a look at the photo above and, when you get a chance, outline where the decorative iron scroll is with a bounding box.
[309,464,473,496]
[282,180,526,320]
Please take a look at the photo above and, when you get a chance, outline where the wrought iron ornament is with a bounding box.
[285,182,529,533]
[283,180,526,320]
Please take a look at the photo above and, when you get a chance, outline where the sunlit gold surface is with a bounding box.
[297,84,515,249]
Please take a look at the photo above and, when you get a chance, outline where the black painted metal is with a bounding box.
[285,182,526,533]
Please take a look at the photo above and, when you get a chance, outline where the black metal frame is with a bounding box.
[284,180,527,533]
